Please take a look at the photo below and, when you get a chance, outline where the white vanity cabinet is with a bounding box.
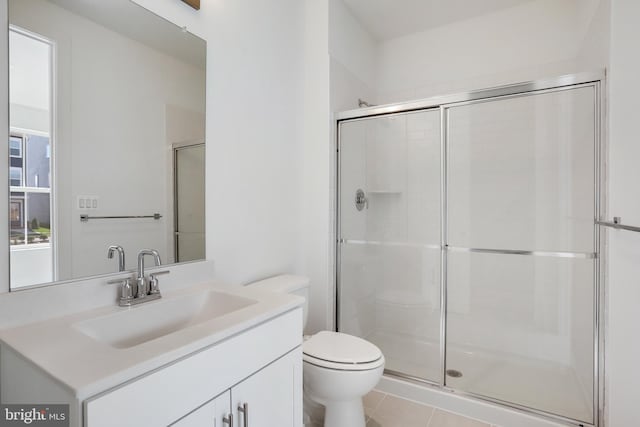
[172,391,230,427]
[173,349,299,427]
[0,297,303,427]
[84,308,302,427]
[229,349,299,427]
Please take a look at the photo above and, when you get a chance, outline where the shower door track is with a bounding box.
[335,70,605,427]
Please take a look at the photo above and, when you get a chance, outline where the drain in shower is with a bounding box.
[446,369,463,378]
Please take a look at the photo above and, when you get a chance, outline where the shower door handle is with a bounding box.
[355,189,368,211]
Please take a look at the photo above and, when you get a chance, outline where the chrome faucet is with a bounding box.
[136,249,162,299]
[107,245,126,272]
[107,249,169,307]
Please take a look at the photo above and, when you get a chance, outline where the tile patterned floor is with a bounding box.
[309,389,496,427]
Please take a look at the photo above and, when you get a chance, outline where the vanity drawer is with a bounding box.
[84,308,302,427]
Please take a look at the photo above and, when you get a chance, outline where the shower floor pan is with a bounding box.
[367,330,593,424]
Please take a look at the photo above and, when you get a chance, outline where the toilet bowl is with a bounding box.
[245,275,385,427]
[303,331,384,427]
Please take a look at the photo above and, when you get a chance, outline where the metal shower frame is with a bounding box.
[335,71,606,427]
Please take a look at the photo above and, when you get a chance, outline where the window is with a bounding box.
[9,133,52,246]
[9,167,22,187]
[9,136,22,157]
[10,198,23,228]
[9,27,54,287]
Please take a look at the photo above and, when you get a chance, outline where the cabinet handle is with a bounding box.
[237,403,248,427]
[223,413,233,427]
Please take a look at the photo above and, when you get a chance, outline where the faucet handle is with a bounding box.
[148,270,170,295]
[149,270,170,278]
[107,277,134,305]
[107,277,130,285]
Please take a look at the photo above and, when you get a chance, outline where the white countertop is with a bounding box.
[0,282,303,400]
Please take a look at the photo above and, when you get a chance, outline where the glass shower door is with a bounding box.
[338,109,442,382]
[445,86,597,423]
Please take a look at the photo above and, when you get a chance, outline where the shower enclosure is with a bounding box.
[336,73,602,426]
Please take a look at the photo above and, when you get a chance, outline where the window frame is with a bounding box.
[8,25,58,287]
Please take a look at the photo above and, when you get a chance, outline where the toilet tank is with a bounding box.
[246,275,310,329]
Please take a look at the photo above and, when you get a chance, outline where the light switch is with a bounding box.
[78,195,99,209]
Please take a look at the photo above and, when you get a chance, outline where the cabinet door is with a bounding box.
[232,349,302,427]
[171,391,230,427]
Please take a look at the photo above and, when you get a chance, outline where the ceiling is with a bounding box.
[48,0,206,69]
[342,0,538,41]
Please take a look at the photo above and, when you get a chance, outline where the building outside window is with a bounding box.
[9,132,52,246]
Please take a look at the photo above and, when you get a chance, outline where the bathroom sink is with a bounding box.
[73,290,257,349]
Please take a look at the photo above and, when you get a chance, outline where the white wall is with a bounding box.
[329,0,375,92]
[329,0,376,112]
[300,0,331,333]
[606,1,640,425]
[129,0,306,295]
[375,0,607,104]
[576,0,611,72]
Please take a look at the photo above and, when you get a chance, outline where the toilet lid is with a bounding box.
[303,331,382,364]
[303,352,384,371]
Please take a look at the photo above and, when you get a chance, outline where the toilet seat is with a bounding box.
[303,331,384,371]
[303,353,384,371]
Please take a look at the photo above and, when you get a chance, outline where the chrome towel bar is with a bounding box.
[80,213,162,222]
[596,217,640,233]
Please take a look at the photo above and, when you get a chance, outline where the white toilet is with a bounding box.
[246,275,385,427]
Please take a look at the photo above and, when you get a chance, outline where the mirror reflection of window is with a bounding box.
[8,27,54,289]
[6,0,206,290]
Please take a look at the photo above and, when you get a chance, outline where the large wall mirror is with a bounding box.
[7,0,206,290]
